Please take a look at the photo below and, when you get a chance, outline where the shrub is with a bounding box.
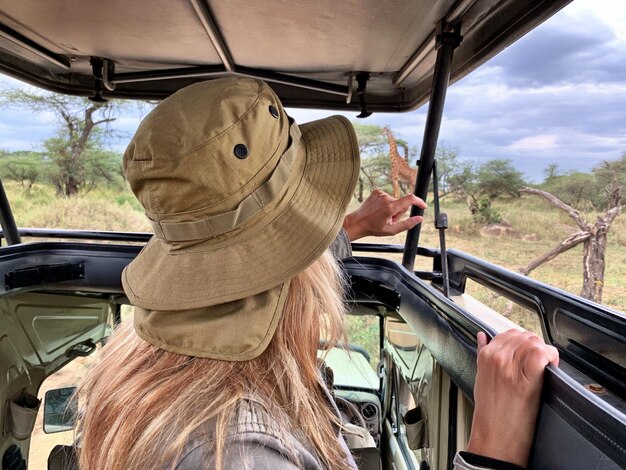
[476,196,502,224]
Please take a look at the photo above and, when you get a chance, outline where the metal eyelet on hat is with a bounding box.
[234,144,249,159]
[269,105,279,119]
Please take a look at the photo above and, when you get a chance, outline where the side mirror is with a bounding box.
[43,387,77,434]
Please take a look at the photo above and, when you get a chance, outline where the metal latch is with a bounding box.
[66,339,97,358]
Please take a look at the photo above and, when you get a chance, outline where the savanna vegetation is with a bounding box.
[0,90,139,197]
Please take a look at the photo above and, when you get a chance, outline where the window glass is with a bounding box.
[319,314,380,391]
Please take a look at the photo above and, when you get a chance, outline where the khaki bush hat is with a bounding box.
[122,77,359,360]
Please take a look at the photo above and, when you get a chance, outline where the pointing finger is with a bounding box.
[390,194,427,213]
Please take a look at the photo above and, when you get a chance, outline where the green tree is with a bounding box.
[476,196,502,224]
[543,163,561,184]
[593,152,626,209]
[0,151,42,194]
[43,132,123,195]
[540,171,600,210]
[0,89,130,197]
[476,159,525,199]
[353,123,387,154]
[448,160,479,213]
[520,152,625,302]
[434,145,460,195]
[448,159,525,220]
[540,153,626,211]
[520,183,622,303]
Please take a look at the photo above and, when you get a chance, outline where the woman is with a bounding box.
[77,77,558,469]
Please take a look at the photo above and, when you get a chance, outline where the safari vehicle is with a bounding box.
[0,0,624,469]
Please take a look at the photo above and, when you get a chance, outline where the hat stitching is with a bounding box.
[122,80,265,166]
[125,229,341,305]
[253,191,264,207]
[140,160,162,215]
[162,147,308,256]
[150,81,266,163]
[133,281,287,356]
[142,122,297,242]
[145,136,299,242]
[127,81,277,219]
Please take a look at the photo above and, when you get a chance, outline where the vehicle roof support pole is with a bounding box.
[0,179,21,245]
[402,21,461,271]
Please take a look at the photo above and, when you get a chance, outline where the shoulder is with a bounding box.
[329,228,352,260]
[174,398,322,470]
[176,440,301,470]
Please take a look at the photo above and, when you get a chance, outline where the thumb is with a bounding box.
[477,332,489,354]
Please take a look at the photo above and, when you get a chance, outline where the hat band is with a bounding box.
[148,123,302,242]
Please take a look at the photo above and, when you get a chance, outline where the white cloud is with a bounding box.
[507,134,559,152]
[565,0,626,42]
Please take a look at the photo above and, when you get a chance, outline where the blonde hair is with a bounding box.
[76,251,352,469]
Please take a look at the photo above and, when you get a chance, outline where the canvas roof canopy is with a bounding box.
[0,0,571,112]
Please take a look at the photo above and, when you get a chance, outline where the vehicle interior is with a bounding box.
[0,0,625,469]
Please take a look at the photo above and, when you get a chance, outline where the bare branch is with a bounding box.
[519,230,590,276]
[519,187,588,231]
[93,118,116,126]
[599,205,623,227]
[604,180,622,209]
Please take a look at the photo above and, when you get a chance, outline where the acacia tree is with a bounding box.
[0,151,42,194]
[0,89,129,197]
[434,145,460,196]
[448,159,525,222]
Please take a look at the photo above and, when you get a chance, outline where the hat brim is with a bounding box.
[122,115,359,311]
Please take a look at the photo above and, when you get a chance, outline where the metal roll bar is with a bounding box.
[402,21,462,270]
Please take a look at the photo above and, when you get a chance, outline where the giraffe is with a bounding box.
[382,126,417,198]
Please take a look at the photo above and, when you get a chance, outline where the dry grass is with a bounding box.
[4,181,151,232]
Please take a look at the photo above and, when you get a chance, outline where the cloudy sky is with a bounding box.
[1,0,625,182]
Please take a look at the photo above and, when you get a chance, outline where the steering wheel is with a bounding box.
[334,395,367,429]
